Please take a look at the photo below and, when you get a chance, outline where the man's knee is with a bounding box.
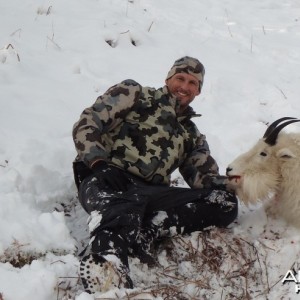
[184,189,238,230]
[216,191,238,227]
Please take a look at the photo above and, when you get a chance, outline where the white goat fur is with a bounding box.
[227,132,300,227]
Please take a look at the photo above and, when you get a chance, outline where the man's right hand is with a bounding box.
[91,160,130,192]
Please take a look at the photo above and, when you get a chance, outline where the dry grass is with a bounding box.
[0,239,41,268]
[138,228,269,300]
[91,227,271,300]
[0,226,273,300]
[0,196,275,299]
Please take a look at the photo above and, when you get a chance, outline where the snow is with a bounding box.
[0,0,300,299]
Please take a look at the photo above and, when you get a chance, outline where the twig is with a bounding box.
[256,238,276,251]
[4,44,20,61]
[227,25,233,37]
[268,260,299,292]
[10,28,22,37]
[274,85,287,99]
[47,36,61,50]
[46,6,52,15]
[126,0,129,17]
[46,21,61,50]
[263,253,270,294]
[50,260,66,265]
[148,21,154,32]
[224,8,233,37]
[37,6,52,15]
[214,230,239,256]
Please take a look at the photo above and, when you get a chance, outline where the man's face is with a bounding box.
[166,72,200,112]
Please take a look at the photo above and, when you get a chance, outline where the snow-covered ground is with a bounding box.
[1,0,300,299]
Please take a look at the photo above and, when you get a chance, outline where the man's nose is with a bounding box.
[179,81,189,90]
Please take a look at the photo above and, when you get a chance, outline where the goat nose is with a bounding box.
[226,167,232,174]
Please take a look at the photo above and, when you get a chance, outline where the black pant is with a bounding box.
[78,172,238,267]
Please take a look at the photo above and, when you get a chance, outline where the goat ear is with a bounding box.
[276,148,296,159]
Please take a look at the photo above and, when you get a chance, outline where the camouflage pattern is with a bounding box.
[166,56,205,91]
[73,79,227,188]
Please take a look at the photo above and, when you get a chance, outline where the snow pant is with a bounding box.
[78,171,238,267]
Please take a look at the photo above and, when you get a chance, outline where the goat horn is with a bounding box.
[263,117,297,138]
[264,119,300,145]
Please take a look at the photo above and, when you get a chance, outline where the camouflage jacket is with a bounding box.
[72,79,228,188]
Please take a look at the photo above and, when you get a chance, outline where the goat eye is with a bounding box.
[260,152,267,157]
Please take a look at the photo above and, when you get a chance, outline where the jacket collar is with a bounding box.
[180,105,202,118]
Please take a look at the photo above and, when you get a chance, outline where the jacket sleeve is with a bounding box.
[72,79,141,167]
[179,128,228,190]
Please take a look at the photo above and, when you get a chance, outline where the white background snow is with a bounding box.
[1,0,300,299]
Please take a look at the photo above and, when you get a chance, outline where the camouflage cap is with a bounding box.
[166,56,205,91]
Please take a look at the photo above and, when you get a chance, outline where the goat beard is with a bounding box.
[235,173,279,205]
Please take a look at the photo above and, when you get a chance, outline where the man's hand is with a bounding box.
[91,160,130,192]
[225,177,240,193]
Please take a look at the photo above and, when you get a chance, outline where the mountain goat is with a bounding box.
[226,117,300,227]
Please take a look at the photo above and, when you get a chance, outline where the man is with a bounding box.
[72,56,238,294]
